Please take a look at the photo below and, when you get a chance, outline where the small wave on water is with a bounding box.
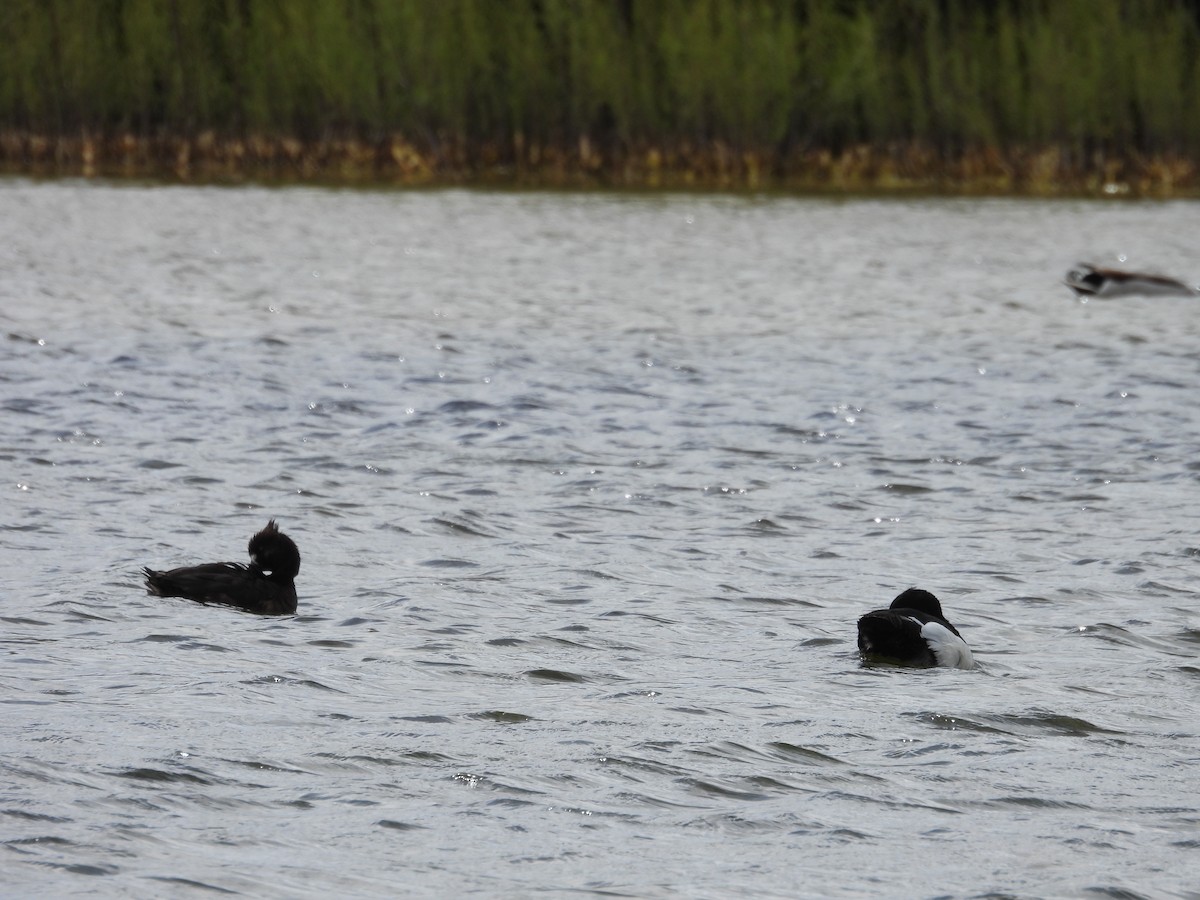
[1,182,1199,897]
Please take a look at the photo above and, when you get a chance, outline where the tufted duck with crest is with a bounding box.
[857,588,974,669]
[143,520,300,615]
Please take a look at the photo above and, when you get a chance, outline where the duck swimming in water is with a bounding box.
[857,588,974,669]
[1064,263,1196,298]
[143,520,300,615]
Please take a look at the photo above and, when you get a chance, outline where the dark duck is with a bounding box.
[143,520,300,615]
[1064,262,1196,298]
[857,588,974,669]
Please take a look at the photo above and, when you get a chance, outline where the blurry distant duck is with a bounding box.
[857,588,974,669]
[143,520,300,615]
[1064,262,1196,298]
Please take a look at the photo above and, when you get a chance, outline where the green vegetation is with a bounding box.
[1,0,1199,188]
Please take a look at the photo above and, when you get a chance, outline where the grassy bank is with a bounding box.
[2,0,1199,192]
[3,129,1196,196]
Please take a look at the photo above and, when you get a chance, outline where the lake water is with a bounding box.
[2,180,1199,898]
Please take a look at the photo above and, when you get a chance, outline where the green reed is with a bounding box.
[2,0,1198,154]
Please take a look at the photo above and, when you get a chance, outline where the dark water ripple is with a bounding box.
[1,183,1199,897]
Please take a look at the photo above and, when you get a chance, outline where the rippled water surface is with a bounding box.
[3,181,1200,898]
